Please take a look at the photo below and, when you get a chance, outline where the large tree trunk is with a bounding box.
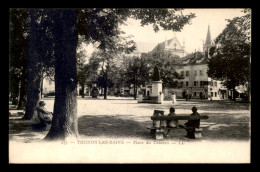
[10,75,19,106]
[248,81,251,102]
[81,83,85,98]
[133,73,137,100]
[104,86,107,99]
[23,75,42,119]
[17,75,27,110]
[103,72,108,99]
[45,9,79,141]
[22,10,42,120]
[40,77,43,99]
[23,70,42,119]
[134,83,137,100]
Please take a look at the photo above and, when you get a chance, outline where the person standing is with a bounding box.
[172,92,176,103]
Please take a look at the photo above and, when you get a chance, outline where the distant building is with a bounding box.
[141,26,229,100]
[150,33,186,58]
[42,78,55,95]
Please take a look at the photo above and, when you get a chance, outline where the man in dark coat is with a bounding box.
[183,106,200,139]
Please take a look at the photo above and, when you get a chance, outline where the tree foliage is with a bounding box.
[76,8,195,51]
[208,9,251,90]
[10,8,195,140]
[147,50,183,88]
[124,56,150,99]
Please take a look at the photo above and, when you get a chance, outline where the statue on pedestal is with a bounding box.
[152,66,161,81]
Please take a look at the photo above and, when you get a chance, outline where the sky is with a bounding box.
[85,8,246,55]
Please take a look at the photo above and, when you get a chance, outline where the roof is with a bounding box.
[178,51,208,65]
[150,37,184,54]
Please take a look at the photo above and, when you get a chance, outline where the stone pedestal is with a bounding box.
[152,81,162,97]
[137,80,163,104]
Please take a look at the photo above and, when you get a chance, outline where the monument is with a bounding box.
[138,66,163,104]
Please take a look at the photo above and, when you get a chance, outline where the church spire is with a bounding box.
[203,24,212,53]
[205,24,212,46]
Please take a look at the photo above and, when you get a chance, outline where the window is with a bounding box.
[194,70,197,76]
[194,81,197,86]
[211,92,213,97]
[180,81,183,87]
[215,92,217,97]
[200,81,203,86]
[181,71,184,77]
[186,71,189,77]
[214,81,217,87]
[186,81,189,86]
[200,70,203,75]
[194,92,196,97]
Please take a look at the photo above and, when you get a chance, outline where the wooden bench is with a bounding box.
[148,111,209,140]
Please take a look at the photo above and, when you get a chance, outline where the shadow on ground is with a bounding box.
[78,115,154,140]
[9,118,50,142]
[9,113,250,142]
[78,114,250,141]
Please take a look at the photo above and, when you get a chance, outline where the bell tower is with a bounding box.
[203,24,214,56]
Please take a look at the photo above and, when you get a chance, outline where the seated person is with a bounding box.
[158,111,168,137]
[167,107,179,128]
[182,106,200,139]
[36,101,53,127]
[165,107,179,137]
[160,112,168,128]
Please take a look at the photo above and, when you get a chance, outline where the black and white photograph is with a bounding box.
[9,8,251,163]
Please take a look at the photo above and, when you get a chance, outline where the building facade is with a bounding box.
[42,77,55,95]
[147,26,228,100]
[175,52,227,100]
